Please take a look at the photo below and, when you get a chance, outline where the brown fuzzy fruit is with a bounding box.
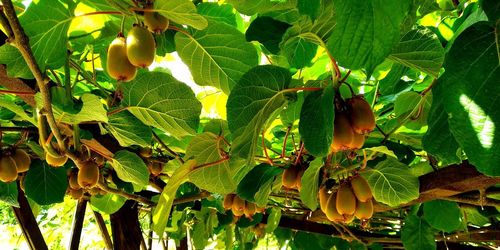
[126,26,156,68]
[232,206,245,217]
[107,36,137,82]
[232,196,246,212]
[318,186,330,213]
[67,188,83,200]
[331,112,354,152]
[0,157,18,182]
[354,198,373,220]
[68,170,80,190]
[244,202,256,218]
[336,184,356,215]
[351,175,372,202]
[295,169,304,190]
[282,167,298,189]
[139,147,152,158]
[148,161,164,176]
[144,11,169,33]
[349,132,365,150]
[342,213,355,223]
[45,152,68,167]
[223,194,235,210]
[348,96,376,134]
[12,149,31,173]
[77,161,100,188]
[325,192,344,222]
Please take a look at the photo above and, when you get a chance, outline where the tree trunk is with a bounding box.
[110,200,144,250]
[68,199,87,250]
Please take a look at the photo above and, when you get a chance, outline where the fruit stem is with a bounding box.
[281,126,292,158]
[262,131,274,166]
[294,142,305,165]
[152,131,184,164]
[339,70,351,83]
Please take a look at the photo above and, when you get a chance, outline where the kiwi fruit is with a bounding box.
[244,202,256,218]
[318,186,329,213]
[336,184,356,215]
[354,198,374,220]
[68,170,80,190]
[148,161,164,176]
[232,196,246,212]
[139,147,152,158]
[351,175,372,202]
[107,36,137,82]
[12,149,31,173]
[348,96,376,134]
[77,161,100,188]
[331,112,354,152]
[282,166,298,189]
[342,213,355,223]
[349,132,365,150]
[325,192,344,222]
[0,157,18,182]
[295,169,304,191]
[223,194,235,210]
[126,26,156,68]
[144,11,169,33]
[232,206,245,217]
[45,152,68,167]
[67,188,84,200]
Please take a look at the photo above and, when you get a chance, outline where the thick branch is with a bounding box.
[1,0,65,150]
[97,182,155,206]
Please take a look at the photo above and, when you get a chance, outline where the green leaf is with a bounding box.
[423,97,461,165]
[394,91,431,130]
[110,150,149,187]
[423,200,462,232]
[185,132,236,194]
[175,20,258,94]
[297,0,321,20]
[388,28,445,77]
[24,160,67,205]
[379,63,409,95]
[198,3,237,27]
[282,34,318,69]
[226,0,297,16]
[265,207,282,233]
[154,0,208,30]
[90,193,126,214]
[327,0,411,74]
[280,91,304,126]
[481,0,500,22]
[0,181,19,207]
[246,16,291,54]
[121,72,201,139]
[401,215,436,250]
[463,207,489,226]
[362,158,419,207]
[435,23,500,176]
[227,65,291,163]
[36,93,108,124]
[0,0,74,77]
[0,96,36,125]
[107,110,152,148]
[236,164,282,203]
[299,158,323,210]
[153,159,194,236]
[299,85,334,156]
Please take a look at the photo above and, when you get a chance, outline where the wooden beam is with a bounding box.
[68,199,87,250]
[110,200,144,250]
[11,183,48,250]
[93,210,113,250]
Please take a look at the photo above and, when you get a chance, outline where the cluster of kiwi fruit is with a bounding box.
[139,147,165,177]
[330,95,376,152]
[66,155,105,200]
[106,6,169,82]
[223,194,265,219]
[281,165,304,191]
[319,175,373,223]
[0,148,31,182]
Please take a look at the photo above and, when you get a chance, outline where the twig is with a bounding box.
[339,70,351,83]
[294,142,305,165]
[420,78,437,96]
[262,131,273,165]
[0,126,37,132]
[281,126,292,158]
[97,182,154,206]
[152,131,184,164]
[172,191,210,205]
[2,0,66,150]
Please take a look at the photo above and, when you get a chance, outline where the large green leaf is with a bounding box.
[185,132,236,194]
[121,72,202,139]
[299,85,334,157]
[107,110,152,148]
[361,158,419,207]
[299,158,323,210]
[236,164,282,203]
[154,0,208,30]
[327,0,411,74]
[0,0,73,78]
[197,3,237,27]
[24,160,67,205]
[226,0,297,16]
[401,215,436,250]
[36,93,108,124]
[435,22,500,176]
[246,16,291,54]
[0,181,19,207]
[0,96,36,125]
[175,20,258,94]
[110,150,149,187]
[423,200,462,232]
[226,65,291,163]
[153,159,194,236]
[388,28,445,77]
[90,193,126,214]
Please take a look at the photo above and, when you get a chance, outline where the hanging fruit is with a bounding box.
[336,183,357,215]
[354,198,374,220]
[348,96,376,134]
[0,156,18,182]
[126,25,156,68]
[331,111,354,152]
[144,11,169,34]
[11,149,31,173]
[107,36,137,82]
[351,175,373,202]
[77,161,100,188]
